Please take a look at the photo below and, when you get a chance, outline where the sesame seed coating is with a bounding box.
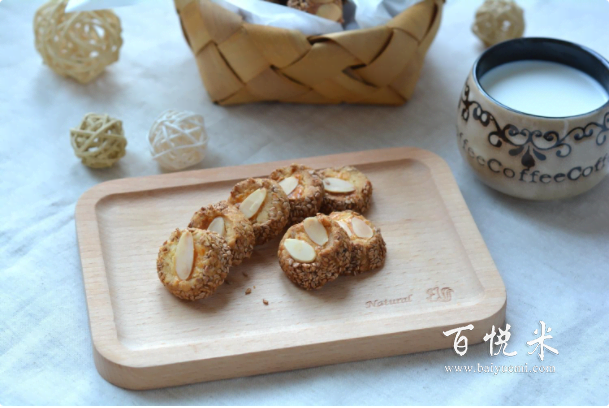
[315,166,373,214]
[189,201,255,266]
[157,228,232,301]
[329,210,386,275]
[269,163,324,225]
[228,178,290,246]
[278,214,351,290]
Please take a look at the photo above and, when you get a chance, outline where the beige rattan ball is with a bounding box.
[472,0,524,47]
[148,110,209,171]
[70,113,127,168]
[34,0,122,83]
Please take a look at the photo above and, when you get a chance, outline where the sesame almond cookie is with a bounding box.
[228,178,290,245]
[188,201,255,266]
[278,214,351,290]
[157,228,231,301]
[329,210,386,275]
[287,0,344,23]
[315,166,373,214]
[269,163,324,225]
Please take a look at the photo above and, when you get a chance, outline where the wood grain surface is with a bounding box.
[75,147,506,390]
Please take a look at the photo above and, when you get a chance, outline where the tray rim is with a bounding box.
[75,147,506,389]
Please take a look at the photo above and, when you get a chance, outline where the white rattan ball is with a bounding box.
[472,0,524,47]
[148,110,209,171]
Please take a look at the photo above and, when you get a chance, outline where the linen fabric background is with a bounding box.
[0,0,607,405]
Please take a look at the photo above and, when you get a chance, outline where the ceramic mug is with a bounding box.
[457,38,609,200]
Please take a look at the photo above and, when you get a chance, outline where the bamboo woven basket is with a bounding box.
[174,0,443,105]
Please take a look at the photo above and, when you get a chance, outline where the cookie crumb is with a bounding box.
[242,272,249,277]
[263,299,269,305]
[245,288,252,295]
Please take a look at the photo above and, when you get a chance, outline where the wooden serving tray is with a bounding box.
[75,147,506,390]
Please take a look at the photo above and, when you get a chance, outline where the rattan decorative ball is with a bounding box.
[148,110,209,171]
[70,113,127,168]
[472,0,524,47]
[34,0,122,83]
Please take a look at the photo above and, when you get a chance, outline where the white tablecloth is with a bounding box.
[1,0,607,404]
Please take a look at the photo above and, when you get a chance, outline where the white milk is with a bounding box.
[480,60,609,117]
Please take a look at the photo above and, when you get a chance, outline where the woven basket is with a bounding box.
[174,0,443,105]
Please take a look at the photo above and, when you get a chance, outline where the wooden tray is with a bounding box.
[75,147,506,390]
